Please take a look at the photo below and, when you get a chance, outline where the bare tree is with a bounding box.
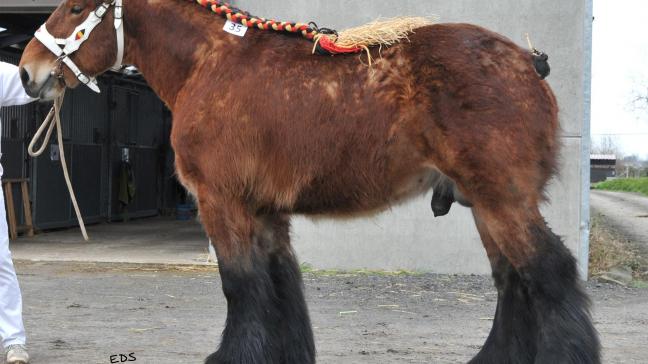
[591,135,620,156]
[633,86,648,110]
[631,75,648,114]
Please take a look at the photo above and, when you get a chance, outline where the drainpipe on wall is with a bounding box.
[579,0,594,280]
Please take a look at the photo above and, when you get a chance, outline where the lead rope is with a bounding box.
[28,91,89,241]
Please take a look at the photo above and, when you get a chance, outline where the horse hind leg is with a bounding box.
[470,199,600,364]
[469,211,538,363]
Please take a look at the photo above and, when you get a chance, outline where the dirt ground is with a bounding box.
[4,261,647,364]
[590,190,648,254]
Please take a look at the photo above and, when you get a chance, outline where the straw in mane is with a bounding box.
[331,17,437,48]
[314,16,438,62]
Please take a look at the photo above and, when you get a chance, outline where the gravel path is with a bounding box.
[4,261,648,364]
[590,190,648,250]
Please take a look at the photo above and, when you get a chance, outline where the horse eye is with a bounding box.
[71,5,83,14]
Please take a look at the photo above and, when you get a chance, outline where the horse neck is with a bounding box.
[122,0,229,109]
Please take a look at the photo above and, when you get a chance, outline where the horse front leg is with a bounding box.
[260,215,316,364]
[470,204,600,364]
[199,198,314,364]
[199,199,279,364]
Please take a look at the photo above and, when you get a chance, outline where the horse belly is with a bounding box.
[292,167,439,218]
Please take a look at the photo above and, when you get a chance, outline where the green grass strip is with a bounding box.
[593,177,648,197]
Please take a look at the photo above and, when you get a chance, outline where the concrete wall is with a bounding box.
[0,0,59,13]
[241,1,592,275]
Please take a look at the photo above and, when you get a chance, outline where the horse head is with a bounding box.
[19,0,123,99]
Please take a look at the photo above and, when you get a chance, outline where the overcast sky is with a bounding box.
[592,0,648,159]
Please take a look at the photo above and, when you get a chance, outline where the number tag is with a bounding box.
[223,20,248,37]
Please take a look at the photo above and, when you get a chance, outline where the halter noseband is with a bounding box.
[34,0,124,93]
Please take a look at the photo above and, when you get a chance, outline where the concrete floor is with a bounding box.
[9,217,215,266]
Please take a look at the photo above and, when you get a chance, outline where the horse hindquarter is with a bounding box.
[408,24,600,363]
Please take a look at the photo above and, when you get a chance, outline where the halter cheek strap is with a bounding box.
[34,0,124,93]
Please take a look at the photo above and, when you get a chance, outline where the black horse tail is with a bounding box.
[532,50,550,80]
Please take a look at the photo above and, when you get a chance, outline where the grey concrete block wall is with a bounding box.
[1,0,60,12]
[233,0,592,275]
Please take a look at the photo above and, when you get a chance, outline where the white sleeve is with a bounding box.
[0,62,37,107]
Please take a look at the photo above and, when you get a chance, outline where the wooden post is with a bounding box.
[3,181,17,240]
[2,178,35,239]
[21,180,34,237]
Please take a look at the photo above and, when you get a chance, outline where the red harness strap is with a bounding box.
[314,36,363,55]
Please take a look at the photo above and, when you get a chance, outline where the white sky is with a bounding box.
[592,0,648,159]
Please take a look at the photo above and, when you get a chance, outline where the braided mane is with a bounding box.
[190,0,437,56]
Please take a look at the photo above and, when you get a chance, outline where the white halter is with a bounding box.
[34,0,124,93]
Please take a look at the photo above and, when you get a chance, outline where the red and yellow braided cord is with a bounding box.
[194,0,317,39]
[191,0,362,54]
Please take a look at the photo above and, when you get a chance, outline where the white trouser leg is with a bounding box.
[0,179,26,348]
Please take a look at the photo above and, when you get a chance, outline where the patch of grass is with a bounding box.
[592,177,648,197]
[299,263,342,276]
[589,214,647,281]
[630,280,648,289]
[299,262,421,276]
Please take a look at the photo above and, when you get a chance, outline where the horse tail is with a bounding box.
[532,50,550,79]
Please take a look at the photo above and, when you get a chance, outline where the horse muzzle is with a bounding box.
[19,63,65,101]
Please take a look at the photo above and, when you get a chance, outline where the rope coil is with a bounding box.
[28,91,89,241]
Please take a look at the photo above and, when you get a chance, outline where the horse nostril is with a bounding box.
[19,67,31,86]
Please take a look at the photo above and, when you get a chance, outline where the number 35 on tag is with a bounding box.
[223,20,248,37]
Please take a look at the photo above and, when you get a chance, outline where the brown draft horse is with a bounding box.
[19,1,600,363]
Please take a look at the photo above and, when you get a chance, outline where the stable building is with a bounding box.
[590,154,616,183]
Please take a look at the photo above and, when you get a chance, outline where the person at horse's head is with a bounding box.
[0,60,37,364]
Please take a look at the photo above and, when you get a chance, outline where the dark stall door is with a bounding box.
[30,84,108,230]
[110,86,164,220]
[31,144,72,229]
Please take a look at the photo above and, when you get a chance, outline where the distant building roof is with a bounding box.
[590,154,617,161]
